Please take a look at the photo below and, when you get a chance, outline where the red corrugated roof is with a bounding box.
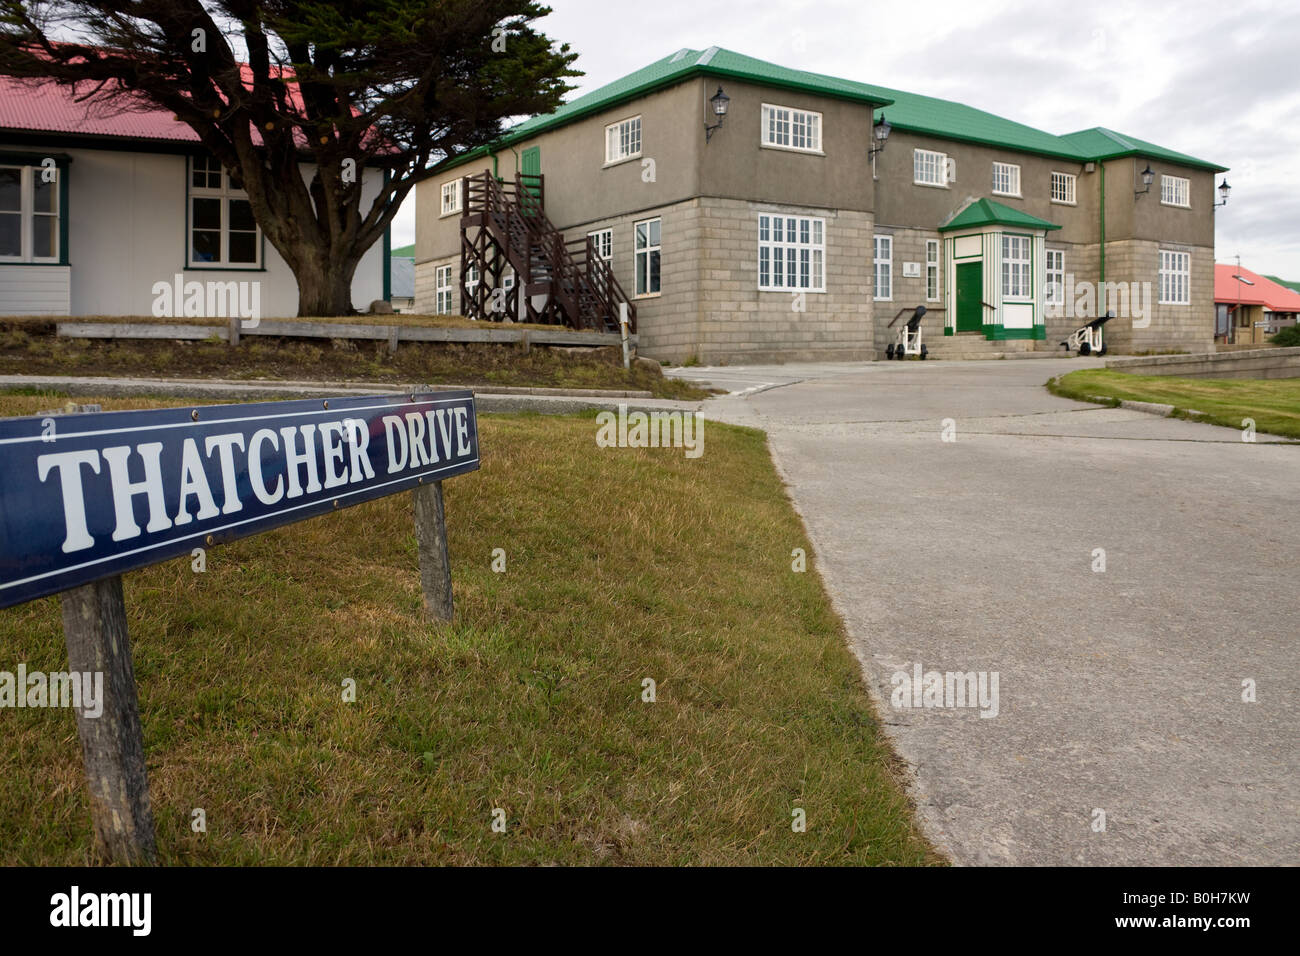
[1215,264,1300,312]
[0,74,201,141]
[0,70,390,153]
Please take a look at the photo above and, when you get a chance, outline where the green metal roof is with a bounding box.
[870,88,1088,162]
[938,198,1061,233]
[432,47,1226,176]
[1058,127,1227,173]
[435,46,896,173]
[1264,275,1300,293]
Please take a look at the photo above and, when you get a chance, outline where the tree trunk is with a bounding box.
[293,254,362,317]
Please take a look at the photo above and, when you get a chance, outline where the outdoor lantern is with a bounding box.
[1218,179,1231,205]
[869,113,891,157]
[709,85,730,117]
[1135,164,1156,198]
[705,86,730,142]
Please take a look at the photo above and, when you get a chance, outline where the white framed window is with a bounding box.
[633,217,660,296]
[992,162,1021,197]
[440,179,462,216]
[435,265,453,314]
[502,267,515,293]
[925,239,940,302]
[874,235,892,301]
[1001,235,1031,298]
[587,227,613,263]
[464,263,480,302]
[188,155,260,268]
[605,116,642,164]
[1045,249,1065,306]
[760,104,822,153]
[913,148,948,187]
[1161,175,1190,208]
[1159,250,1190,304]
[1051,171,1076,205]
[757,214,825,292]
[0,163,60,263]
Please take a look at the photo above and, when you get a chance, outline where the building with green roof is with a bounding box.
[417,46,1225,361]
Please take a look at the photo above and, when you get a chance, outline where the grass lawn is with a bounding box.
[0,321,710,401]
[0,392,938,866]
[1050,369,1300,440]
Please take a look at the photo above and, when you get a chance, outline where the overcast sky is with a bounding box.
[391,0,1298,279]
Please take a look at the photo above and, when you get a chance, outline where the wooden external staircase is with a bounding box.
[459,171,636,333]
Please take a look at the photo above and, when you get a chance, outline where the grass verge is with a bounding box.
[1049,369,1300,439]
[0,392,938,866]
[0,325,710,401]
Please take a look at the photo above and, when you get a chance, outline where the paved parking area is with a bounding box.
[689,358,1299,865]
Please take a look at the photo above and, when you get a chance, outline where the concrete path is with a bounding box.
[677,358,1299,866]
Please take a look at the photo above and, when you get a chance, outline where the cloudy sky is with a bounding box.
[391,0,1298,279]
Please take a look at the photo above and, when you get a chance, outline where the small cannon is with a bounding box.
[1061,311,1113,356]
[886,305,928,360]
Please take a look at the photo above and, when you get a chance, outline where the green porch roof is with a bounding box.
[1264,275,1300,293]
[938,198,1061,233]
[1058,127,1227,173]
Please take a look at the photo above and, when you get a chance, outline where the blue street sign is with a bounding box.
[0,391,479,609]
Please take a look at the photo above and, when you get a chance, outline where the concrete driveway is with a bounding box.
[676,358,1299,866]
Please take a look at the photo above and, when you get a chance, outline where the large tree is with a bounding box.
[0,1,577,315]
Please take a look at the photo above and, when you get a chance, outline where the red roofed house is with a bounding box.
[0,75,389,316]
[1214,264,1300,346]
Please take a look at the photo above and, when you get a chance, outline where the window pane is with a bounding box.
[229,199,255,232]
[647,250,660,293]
[193,197,221,230]
[648,219,660,246]
[635,221,647,249]
[0,168,19,212]
[229,231,257,263]
[33,176,56,214]
[0,213,20,256]
[192,230,221,262]
[33,215,57,258]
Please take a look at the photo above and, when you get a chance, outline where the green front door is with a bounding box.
[955,262,983,332]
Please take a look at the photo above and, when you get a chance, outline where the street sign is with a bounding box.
[0,391,479,609]
[0,391,479,864]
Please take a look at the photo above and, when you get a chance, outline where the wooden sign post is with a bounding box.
[61,575,157,864]
[413,479,454,621]
[1,391,480,864]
